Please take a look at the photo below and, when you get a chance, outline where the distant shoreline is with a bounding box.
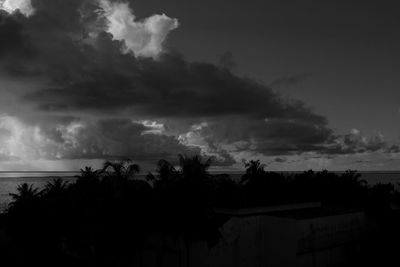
[0,171,79,173]
[1,170,400,173]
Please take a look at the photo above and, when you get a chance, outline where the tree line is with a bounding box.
[0,155,399,266]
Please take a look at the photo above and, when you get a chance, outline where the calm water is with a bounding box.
[0,171,399,212]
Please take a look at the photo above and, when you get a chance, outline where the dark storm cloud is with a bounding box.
[388,145,400,153]
[22,50,325,124]
[0,11,33,57]
[1,0,393,164]
[274,157,287,163]
[0,1,324,121]
[197,121,393,157]
[191,118,334,156]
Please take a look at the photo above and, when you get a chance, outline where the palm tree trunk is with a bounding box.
[156,232,167,267]
[186,238,190,267]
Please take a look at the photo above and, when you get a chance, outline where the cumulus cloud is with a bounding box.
[99,0,178,58]
[0,0,396,169]
[315,129,392,155]
[339,129,387,154]
[178,122,236,166]
[0,115,201,163]
[0,0,34,17]
[0,0,341,165]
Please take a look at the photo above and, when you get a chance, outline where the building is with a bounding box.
[210,203,366,267]
[138,203,367,267]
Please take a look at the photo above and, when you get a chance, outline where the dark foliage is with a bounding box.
[0,156,399,266]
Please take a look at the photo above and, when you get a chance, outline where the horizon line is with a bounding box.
[1,170,400,173]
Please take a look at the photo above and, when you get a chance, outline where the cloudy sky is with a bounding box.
[0,0,400,171]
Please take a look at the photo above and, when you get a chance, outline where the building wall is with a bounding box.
[134,211,366,267]
[209,211,366,267]
[296,212,366,267]
[209,215,298,267]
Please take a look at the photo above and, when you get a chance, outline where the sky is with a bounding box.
[0,0,400,171]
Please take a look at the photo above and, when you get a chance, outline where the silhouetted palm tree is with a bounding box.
[75,166,101,189]
[175,155,215,266]
[152,155,214,230]
[10,183,41,203]
[156,159,179,182]
[178,154,212,182]
[241,159,266,184]
[43,178,69,196]
[77,166,99,179]
[341,170,367,187]
[102,158,140,180]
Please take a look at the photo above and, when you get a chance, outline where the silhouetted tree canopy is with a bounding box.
[1,155,399,266]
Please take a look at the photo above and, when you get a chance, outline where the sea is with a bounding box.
[0,171,399,212]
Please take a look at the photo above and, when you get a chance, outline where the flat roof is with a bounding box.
[266,207,363,220]
[214,203,363,220]
[214,202,321,217]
